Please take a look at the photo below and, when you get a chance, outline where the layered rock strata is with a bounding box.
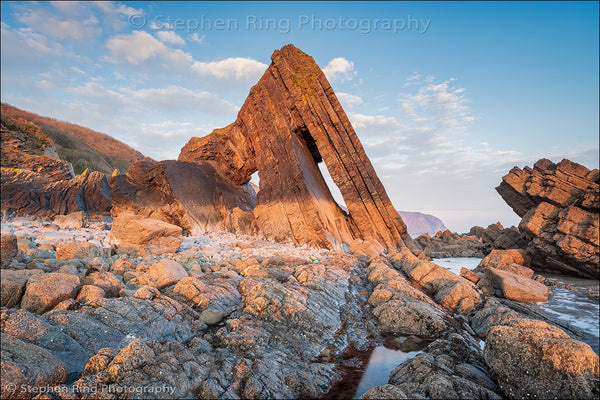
[496,158,599,278]
[179,44,414,251]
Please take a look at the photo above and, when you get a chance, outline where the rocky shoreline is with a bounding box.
[1,215,598,399]
[1,44,599,399]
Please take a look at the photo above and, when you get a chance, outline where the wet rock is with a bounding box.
[20,272,80,314]
[110,214,183,255]
[386,333,503,400]
[0,269,43,308]
[485,319,599,399]
[478,267,551,303]
[373,299,450,336]
[0,332,68,400]
[359,384,408,399]
[390,248,483,315]
[55,242,105,260]
[1,233,18,268]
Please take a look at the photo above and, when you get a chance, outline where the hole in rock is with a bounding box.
[250,171,260,193]
[294,125,349,214]
[318,162,348,214]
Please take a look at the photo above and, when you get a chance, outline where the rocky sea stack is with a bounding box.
[1,45,599,400]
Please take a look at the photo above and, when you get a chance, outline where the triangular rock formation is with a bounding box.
[180,45,414,250]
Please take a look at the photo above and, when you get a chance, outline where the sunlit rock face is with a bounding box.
[496,158,599,279]
[179,44,414,251]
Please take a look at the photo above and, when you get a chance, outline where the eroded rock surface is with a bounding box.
[179,44,415,251]
[110,159,256,236]
[109,214,183,255]
[496,158,599,278]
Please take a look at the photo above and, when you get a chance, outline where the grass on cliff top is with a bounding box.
[1,103,145,175]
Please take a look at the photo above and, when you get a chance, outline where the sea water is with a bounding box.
[433,258,600,355]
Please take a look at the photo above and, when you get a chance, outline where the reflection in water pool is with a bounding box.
[352,347,421,399]
[433,258,600,355]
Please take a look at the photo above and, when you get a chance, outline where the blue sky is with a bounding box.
[1,1,598,232]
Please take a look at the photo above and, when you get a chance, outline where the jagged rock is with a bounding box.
[56,242,106,260]
[0,332,68,400]
[1,168,111,217]
[20,272,81,314]
[469,222,526,252]
[0,269,43,308]
[109,214,183,255]
[385,333,503,400]
[485,319,599,399]
[1,116,74,182]
[496,158,599,278]
[179,45,415,251]
[390,248,484,315]
[1,233,18,268]
[110,159,256,235]
[416,229,486,258]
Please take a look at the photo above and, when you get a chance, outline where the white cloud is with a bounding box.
[129,85,238,115]
[190,33,206,44]
[336,92,363,108]
[106,31,193,70]
[323,57,357,82]
[157,30,185,45]
[192,57,267,80]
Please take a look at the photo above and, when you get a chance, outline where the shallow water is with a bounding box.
[434,258,600,355]
[352,347,421,398]
[432,257,482,275]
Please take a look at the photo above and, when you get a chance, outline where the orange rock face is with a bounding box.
[179,45,414,251]
[496,159,599,278]
[110,159,256,235]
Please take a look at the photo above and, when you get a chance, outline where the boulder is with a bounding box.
[110,214,183,255]
[496,159,599,278]
[0,333,68,399]
[109,159,257,236]
[1,233,18,268]
[478,267,551,303]
[56,242,105,260]
[53,211,88,229]
[485,319,599,399]
[76,285,106,303]
[178,44,416,251]
[0,269,43,308]
[139,259,187,289]
[80,271,125,297]
[21,272,81,313]
[477,249,530,271]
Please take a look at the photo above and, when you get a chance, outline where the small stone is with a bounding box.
[200,309,225,325]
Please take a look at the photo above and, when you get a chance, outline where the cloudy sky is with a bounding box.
[1,1,598,232]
